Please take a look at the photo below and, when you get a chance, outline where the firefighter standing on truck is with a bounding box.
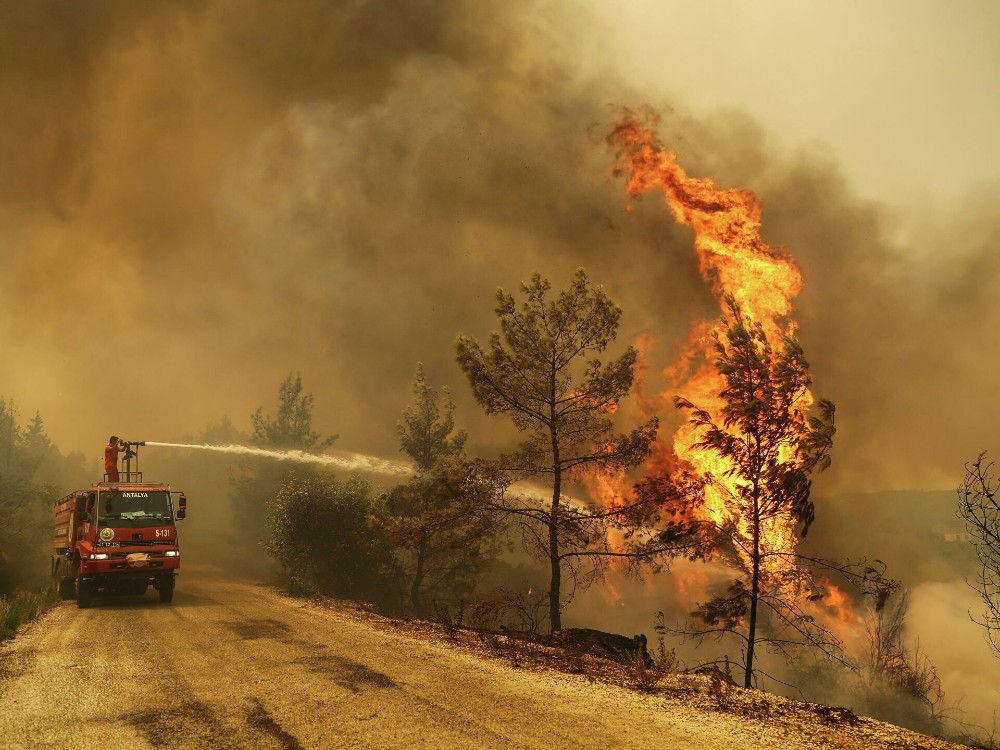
[104,436,128,482]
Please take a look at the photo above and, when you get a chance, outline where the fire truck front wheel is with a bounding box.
[76,579,95,609]
[157,574,175,603]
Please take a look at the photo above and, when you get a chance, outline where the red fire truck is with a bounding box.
[51,441,187,608]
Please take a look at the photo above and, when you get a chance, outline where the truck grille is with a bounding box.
[109,561,165,570]
[109,551,172,558]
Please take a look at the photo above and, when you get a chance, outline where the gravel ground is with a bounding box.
[0,566,971,749]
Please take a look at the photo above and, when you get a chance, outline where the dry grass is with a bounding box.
[0,585,58,642]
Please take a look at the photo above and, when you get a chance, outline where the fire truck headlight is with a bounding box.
[91,553,109,560]
[165,551,179,557]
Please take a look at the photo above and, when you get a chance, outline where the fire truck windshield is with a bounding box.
[97,490,174,527]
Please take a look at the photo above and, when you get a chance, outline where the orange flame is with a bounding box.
[816,579,861,628]
[606,111,830,608]
[609,114,802,337]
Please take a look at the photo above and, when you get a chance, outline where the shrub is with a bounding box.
[265,474,400,608]
[0,585,58,641]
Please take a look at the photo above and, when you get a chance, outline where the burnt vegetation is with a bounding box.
[958,452,1000,658]
[859,587,947,735]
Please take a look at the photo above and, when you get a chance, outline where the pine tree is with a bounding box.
[652,296,837,687]
[232,373,336,553]
[372,364,501,614]
[456,269,657,632]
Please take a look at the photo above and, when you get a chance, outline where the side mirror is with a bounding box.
[176,493,187,521]
[74,496,87,512]
[176,509,186,520]
[76,511,89,522]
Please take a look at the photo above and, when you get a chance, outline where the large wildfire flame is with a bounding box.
[608,112,805,538]
[604,113,852,624]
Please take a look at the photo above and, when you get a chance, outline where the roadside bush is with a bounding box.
[0,585,58,641]
[265,474,400,608]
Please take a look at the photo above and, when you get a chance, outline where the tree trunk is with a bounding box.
[745,500,761,689]
[411,535,427,616]
[548,500,561,633]
[549,416,562,634]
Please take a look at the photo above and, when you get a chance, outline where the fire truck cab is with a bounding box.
[51,442,187,608]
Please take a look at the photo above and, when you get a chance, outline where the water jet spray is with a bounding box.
[141,442,413,477]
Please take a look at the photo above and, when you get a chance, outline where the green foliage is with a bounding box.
[373,364,501,614]
[456,270,654,476]
[398,363,466,472]
[251,372,337,452]
[0,399,66,594]
[456,269,658,632]
[232,373,337,548]
[373,459,503,615]
[265,474,399,605]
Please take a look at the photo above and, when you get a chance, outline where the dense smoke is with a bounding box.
[0,0,690,463]
[2,0,997,495]
[2,0,998,734]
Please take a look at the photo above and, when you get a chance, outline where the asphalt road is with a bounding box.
[0,566,966,750]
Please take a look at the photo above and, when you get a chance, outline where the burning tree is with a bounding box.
[642,297,839,688]
[958,452,1000,658]
[607,111,892,689]
[371,364,504,615]
[456,269,658,632]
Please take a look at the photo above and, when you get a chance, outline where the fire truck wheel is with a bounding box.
[76,580,95,609]
[158,576,174,603]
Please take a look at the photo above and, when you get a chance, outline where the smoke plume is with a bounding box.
[2,1,997,496]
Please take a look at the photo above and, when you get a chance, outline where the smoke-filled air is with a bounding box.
[2,0,999,745]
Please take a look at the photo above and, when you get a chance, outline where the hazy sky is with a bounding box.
[596,0,1000,208]
[1,0,998,493]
